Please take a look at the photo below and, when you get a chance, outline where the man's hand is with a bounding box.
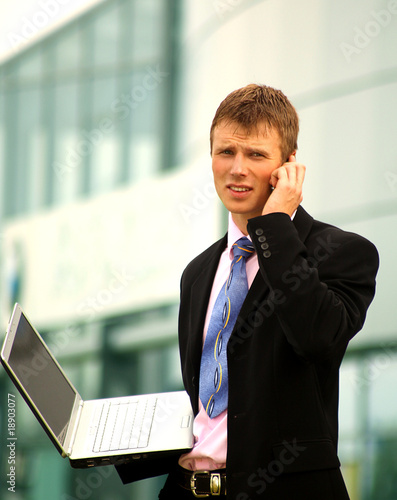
[262,155,306,217]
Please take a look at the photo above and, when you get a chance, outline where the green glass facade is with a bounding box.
[0,1,182,499]
[0,0,179,218]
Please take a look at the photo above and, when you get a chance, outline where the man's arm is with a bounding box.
[252,156,378,360]
[247,212,379,361]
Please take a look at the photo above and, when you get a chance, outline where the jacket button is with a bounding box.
[263,250,271,258]
[258,236,267,243]
[255,228,264,236]
[261,242,269,250]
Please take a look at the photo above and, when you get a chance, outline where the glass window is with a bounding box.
[118,0,134,65]
[92,2,121,69]
[0,0,176,212]
[89,76,121,193]
[52,82,81,204]
[4,89,22,215]
[0,83,4,218]
[2,59,19,88]
[2,53,46,215]
[55,24,82,74]
[338,358,366,478]
[20,87,47,212]
[339,359,361,438]
[163,343,184,389]
[131,0,166,63]
[16,46,42,81]
[368,349,397,432]
[127,68,164,181]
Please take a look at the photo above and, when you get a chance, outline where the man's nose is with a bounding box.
[230,153,247,176]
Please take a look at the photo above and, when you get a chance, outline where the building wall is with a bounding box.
[1,1,397,499]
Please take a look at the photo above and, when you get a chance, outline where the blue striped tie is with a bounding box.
[199,237,254,418]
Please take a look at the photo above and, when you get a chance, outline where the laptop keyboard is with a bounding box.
[92,398,157,453]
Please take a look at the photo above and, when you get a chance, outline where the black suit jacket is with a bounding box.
[117,207,378,499]
[177,206,378,499]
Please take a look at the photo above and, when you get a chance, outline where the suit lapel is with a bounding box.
[187,235,228,385]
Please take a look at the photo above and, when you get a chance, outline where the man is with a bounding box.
[118,84,379,499]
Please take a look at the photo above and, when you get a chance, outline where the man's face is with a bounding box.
[211,120,284,228]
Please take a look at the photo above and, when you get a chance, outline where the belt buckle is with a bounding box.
[190,471,222,498]
[210,472,222,496]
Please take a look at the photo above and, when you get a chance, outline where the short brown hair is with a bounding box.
[210,84,299,161]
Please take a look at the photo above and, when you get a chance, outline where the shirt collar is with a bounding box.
[227,213,251,260]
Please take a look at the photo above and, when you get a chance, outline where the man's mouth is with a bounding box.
[229,186,251,192]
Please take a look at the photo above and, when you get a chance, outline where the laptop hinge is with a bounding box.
[67,400,84,456]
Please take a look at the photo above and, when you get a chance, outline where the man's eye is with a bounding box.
[251,152,263,157]
[221,150,233,155]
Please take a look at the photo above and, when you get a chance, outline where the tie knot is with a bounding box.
[232,237,255,259]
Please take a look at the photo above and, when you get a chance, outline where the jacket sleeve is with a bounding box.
[247,212,379,361]
[115,455,178,484]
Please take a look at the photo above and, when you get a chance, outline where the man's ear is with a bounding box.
[286,150,297,162]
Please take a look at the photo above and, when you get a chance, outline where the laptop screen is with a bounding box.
[7,313,76,443]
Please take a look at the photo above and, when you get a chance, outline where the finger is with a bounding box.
[271,165,288,181]
[285,163,305,186]
[295,164,306,185]
[284,164,297,184]
[269,169,279,188]
[269,166,284,187]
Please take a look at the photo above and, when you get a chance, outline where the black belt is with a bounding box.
[174,466,227,497]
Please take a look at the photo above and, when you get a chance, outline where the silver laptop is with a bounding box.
[1,303,194,469]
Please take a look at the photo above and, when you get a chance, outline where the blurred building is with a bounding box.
[0,1,396,499]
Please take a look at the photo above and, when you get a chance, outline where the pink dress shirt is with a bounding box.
[179,214,259,471]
